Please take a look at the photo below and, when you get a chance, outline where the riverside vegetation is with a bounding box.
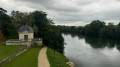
[47,48,70,67]
[57,20,120,39]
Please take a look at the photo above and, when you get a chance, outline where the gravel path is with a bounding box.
[38,46,50,67]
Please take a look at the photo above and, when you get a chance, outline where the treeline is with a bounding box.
[57,20,120,39]
[0,8,64,54]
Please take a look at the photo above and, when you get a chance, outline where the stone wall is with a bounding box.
[6,39,22,45]
[6,38,43,46]
[35,41,42,46]
[34,38,42,46]
[6,39,33,47]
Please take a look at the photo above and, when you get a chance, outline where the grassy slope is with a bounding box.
[0,45,23,61]
[47,48,70,67]
[2,46,42,67]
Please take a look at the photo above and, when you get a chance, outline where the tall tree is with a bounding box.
[0,8,12,36]
[44,26,64,58]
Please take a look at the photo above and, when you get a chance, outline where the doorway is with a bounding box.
[24,35,28,40]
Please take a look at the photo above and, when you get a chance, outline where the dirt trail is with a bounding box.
[38,46,50,67]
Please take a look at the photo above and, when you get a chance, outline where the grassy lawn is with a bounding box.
[2,46,42,67]
[47,48,70,67]
[0,45,23,61]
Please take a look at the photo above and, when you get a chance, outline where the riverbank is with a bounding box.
[47,48,74,67]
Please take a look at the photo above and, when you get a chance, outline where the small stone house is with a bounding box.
[18,25,34,41]
[6,25,42,46]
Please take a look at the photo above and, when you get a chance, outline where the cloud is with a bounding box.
[0,0,36,13]
[55,21,90,26]
[105,20,120,25]
[0,0,120,26]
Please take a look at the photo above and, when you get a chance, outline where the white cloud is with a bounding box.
[0,0,120,26]
[55,21,90,26]
[105,20,120,25]
[0,0,36,14]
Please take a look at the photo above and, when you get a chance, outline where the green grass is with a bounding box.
[47,48,70,67]
[0,45,23,61]
[2,46,42,67]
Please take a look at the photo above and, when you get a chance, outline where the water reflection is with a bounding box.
[63,33,120,67]
[63,33,120,51]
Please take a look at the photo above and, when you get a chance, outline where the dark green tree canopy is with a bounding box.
[0,8,13,36]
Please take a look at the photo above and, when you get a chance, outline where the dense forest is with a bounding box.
[0,7,64,54]
[57,20,120,39]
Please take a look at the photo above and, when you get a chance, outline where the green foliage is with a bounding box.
[11,10,53,37]
[84,20,105,36]
[44,26,64,54]
[0,8,7,14]
[0,31,4,43]
[99,23,116,38]
[4,32,18,41]
[2,46,42,67]
[57,25,85,34]
[0,8,13,36]
[47,48,70,67]
[57,20,120,39]
[0,45,23,61]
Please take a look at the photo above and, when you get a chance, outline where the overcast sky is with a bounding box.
[0,0,120,26]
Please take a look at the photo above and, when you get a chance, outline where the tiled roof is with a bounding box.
[18,25,34,33]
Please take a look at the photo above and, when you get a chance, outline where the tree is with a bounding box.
[0,7,7,14]
[0,30,4,44]
[0,8,12,36]
[11,11,54,37]
[99,22,116,38]
[28,11,53,37]
[77,26,84,34]
[84,20,106,36]
[11,11,28,30]
[44,26,64,58]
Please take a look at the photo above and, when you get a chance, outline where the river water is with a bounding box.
[63,33,120,67]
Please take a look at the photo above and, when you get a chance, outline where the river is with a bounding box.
[63,33,120,67]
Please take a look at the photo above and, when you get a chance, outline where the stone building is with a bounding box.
[6,25,42,46]
[18,25,34,41]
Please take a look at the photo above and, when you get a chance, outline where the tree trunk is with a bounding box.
[54,49,56,59]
